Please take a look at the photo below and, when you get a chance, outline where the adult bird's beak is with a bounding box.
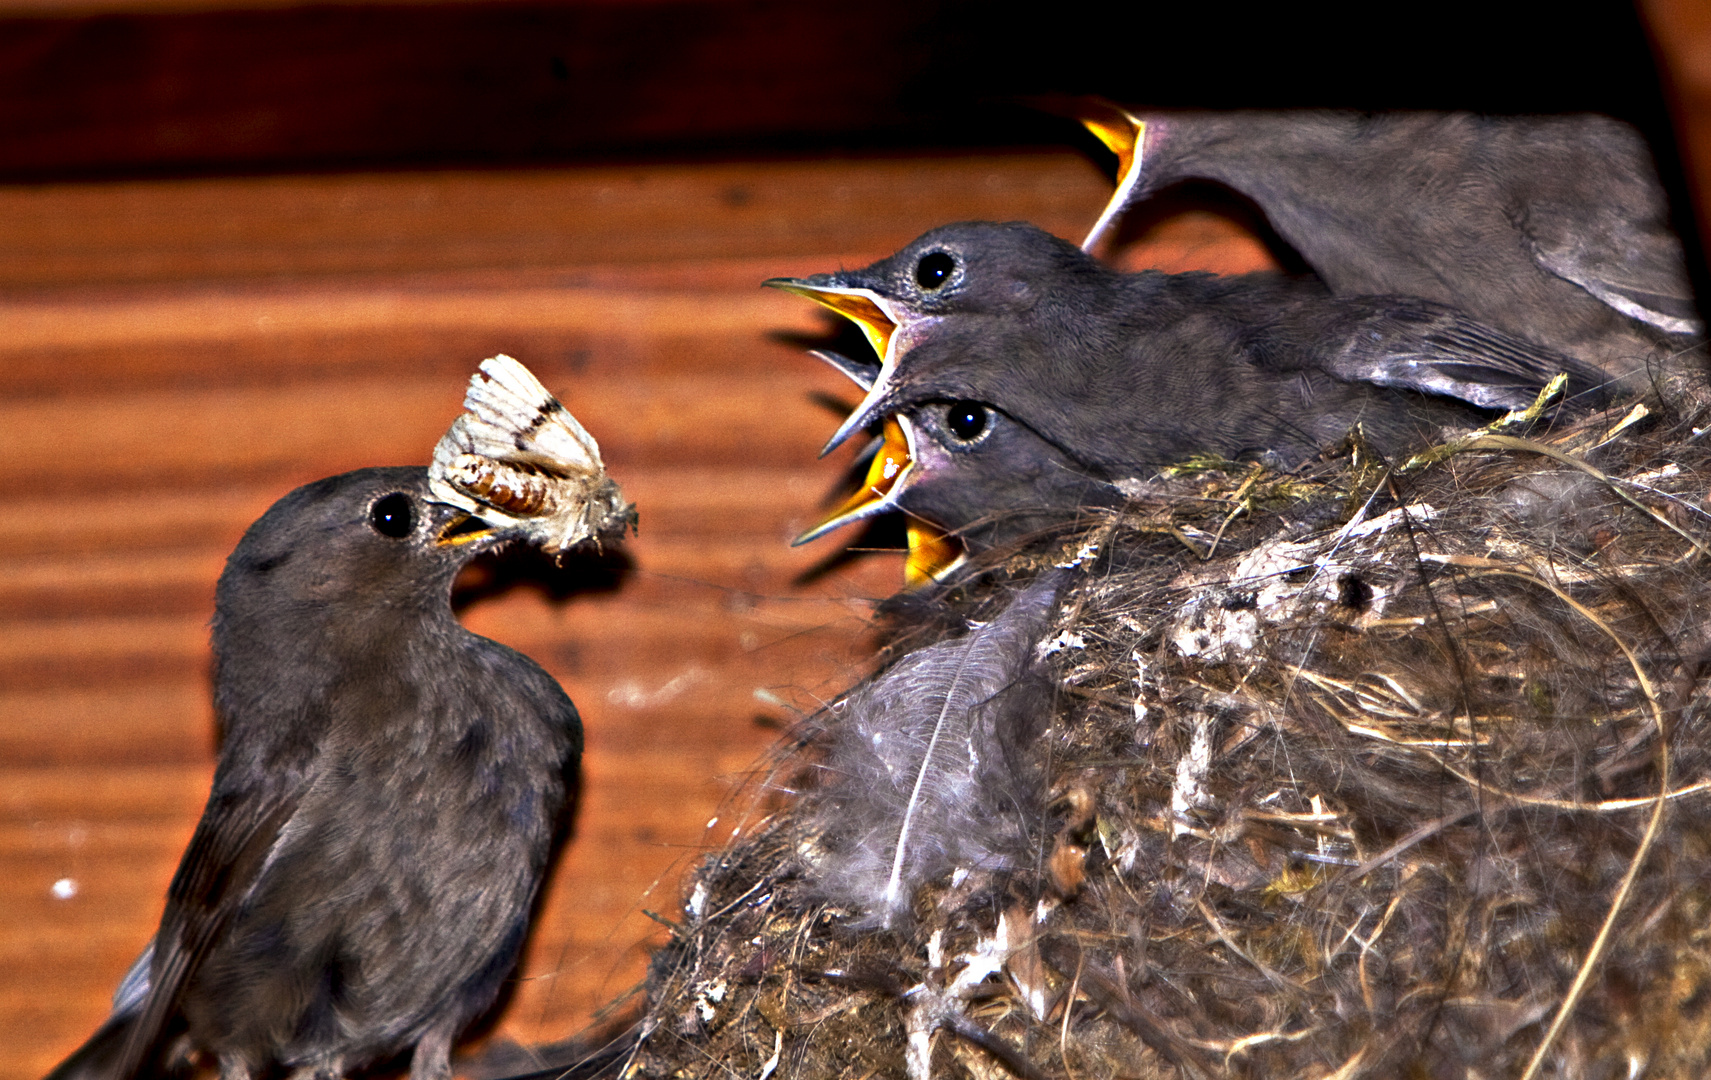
[432,508,501,548]
[1074,98,1147,252]
[765,278,904,454]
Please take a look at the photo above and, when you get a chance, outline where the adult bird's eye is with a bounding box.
[369,492,416,538]
[915,250,956,290]
[944,400,990,442]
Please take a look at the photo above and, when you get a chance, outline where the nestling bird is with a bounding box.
[794,353,1123,568]
[772,221,1610,568]
[1073,105,1703,382]
[46,467,583,1080]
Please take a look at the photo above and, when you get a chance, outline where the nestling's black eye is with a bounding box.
[369,492,415,538]
[915,250,956,290]
[945,400,990,442]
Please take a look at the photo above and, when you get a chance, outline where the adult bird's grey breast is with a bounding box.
[46,467,583,1080]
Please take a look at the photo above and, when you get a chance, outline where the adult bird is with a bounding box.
[46,467,583,1080]
[1072,104,1703,383]
[771,221,1610,576]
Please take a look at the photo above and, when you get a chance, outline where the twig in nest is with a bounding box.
[1036,936,1212,1080]
[1511,564,1672,1080]
[814,960,1050,1080]
[1203,462,1268,560]
[1340,807,1481,884]
[1398,371,1569,472]
[1194,898,1302,994]
[931,1009,1050,1080]
[1464,433,1711,560]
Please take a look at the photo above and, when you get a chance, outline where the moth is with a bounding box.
[430,355,635,554]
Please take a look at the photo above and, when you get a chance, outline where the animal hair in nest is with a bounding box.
[619,376,1711,1080]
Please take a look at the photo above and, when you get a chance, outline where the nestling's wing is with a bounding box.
[1314,298,1614,411]
[1513,119,1703,337]
[1530,238,1703,337]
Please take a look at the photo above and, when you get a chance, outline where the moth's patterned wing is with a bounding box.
[428,413,489,517]
[429,355,633,553]
[461,355,606,474]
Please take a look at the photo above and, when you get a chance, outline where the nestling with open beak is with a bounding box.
[770,221,1611,581]
[47,358,627,1080]
[1071,103,1703,383]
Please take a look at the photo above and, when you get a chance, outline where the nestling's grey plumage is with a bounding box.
[810,572,1065,927]
[46,467,582,1080]
[775,222,1611,558]
[1082,109,1703,381]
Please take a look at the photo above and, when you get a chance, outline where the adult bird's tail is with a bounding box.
[43,1013,144,1080]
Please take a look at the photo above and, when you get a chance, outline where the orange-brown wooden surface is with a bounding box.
[0,148,1290,1079]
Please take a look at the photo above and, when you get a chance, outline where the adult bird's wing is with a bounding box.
[109,773,311,1079]
[1310,297,1615,411]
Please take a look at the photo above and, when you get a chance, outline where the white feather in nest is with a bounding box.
[811,571,1067,928]
[430,354,635,554]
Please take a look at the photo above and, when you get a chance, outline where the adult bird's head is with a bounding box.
[213,467,511,695]
[220,468,502,612]
[766,221,1102,456]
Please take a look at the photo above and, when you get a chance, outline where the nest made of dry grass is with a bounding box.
[618,377,1711,1080]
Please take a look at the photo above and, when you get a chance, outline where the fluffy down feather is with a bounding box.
[810,571,1066,926]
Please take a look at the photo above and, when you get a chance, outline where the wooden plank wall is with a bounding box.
[1,3,1706,1078]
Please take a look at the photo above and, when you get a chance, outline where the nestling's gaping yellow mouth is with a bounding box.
[1074,99,1147,251]
[765,279,899,362]
[794,416,916,545]
[903,520,964,588]
[792,415,964,587]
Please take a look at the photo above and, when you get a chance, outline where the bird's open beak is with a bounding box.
[770,279,964,586]
[794,415,917,545]
[766,279,897,359]
[808,348,879,391]
[765,278,904,455]
[1075,99,1147,252]
[434,510,500,548]
[791,414,965,586]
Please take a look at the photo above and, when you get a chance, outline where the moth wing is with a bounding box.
[428,414,489,515]
[464,354,605,476]
[430,354,634,550]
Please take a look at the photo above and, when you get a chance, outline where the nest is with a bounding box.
[618,375,1711,1080]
